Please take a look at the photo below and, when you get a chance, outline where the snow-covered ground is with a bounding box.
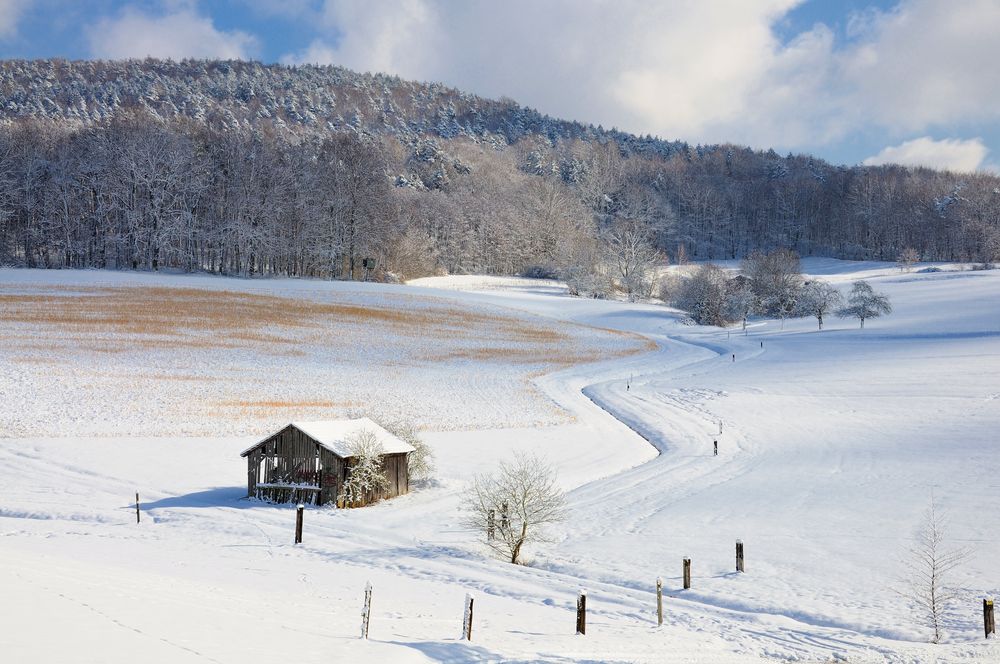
[1,260,998,663]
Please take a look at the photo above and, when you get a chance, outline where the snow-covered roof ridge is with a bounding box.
[241,418,415,458]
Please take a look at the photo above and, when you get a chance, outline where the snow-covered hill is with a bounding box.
[1,261,998,662]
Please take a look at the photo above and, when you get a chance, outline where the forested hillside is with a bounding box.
[1,58,998,284]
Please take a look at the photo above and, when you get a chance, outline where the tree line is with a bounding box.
[1,60,999,281]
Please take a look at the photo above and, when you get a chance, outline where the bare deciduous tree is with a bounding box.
[897,247,920,272]
[723,275,758,331]
[671,263,730,326]
[602,216,662,301]
[463,453,567,564]
[742,248,803,319]
[796,280,843,330]
[898,498,970,643]
[838,280,892,328]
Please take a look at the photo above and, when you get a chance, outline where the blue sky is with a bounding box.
[1,0,998,173]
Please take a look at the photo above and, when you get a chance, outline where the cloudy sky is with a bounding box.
[1,0,998,172]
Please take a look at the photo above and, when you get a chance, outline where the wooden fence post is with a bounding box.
[656,577,663,626]
[294,503,304,544]
[713,440,718,456]
[135,492,140,524]
[462,593,474,641]
[576,589,586,635]
[719,421,723,434]
[361,582,372,639]
[487,510,495,541]
[985,598,995,639]
[501,502,509,531]
[683,558,691,590]
[736,539,745,573]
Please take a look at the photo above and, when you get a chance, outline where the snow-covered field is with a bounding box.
[1,261,998,663]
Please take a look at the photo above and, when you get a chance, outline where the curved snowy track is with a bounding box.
[407,268,1000,662]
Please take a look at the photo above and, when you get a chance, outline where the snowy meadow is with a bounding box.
[1,261,998,663]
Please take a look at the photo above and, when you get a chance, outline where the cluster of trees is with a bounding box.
[664,249,892,329]
[1,58,999,282]
[0,113,667,286]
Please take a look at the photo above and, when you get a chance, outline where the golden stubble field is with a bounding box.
[0,281,652,437]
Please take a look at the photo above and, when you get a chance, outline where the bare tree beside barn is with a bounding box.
[339,430,391,507]
[374,416,436,484]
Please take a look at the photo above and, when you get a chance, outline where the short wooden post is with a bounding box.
[135,492,140,524]
[683,558,691,590]
[361,582,373,639]
[294,503,304,544]
[719,421,723,434]
[575,589,586,635]
[462,593,474,641]
[736,539,745,573]
[713,440,718,456]
[487,509,495,541]
[656,576,663,626]
[985,598,995,639]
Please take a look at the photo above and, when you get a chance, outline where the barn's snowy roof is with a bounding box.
[241,418,415,458]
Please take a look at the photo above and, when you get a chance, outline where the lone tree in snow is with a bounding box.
[339,429,390,506]
[838,280,892,328]
[897,247,920,272]
[796,280,843,330]
[898,498,970,643]
[463,453,567,564]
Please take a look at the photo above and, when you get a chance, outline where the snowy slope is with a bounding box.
[1,262,999,662]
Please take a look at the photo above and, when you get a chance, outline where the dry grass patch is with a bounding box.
[0,286,579,355]
[218,399,355,409]
[206,398,360,420]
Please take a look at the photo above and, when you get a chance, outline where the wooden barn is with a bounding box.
[240,418,414,506]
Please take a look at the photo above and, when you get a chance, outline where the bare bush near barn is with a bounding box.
[897,498,970,643]
[339,429,390,507]
[463,453,566,564]
[373,416,436,483]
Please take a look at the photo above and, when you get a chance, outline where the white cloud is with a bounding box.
[278,0,1000,159]
[862,137,990,173]
[86,6,258,60]
[235,0,320,21]
[839,0,1000,132]
[0,0,31,39]
[283,0,802,141]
